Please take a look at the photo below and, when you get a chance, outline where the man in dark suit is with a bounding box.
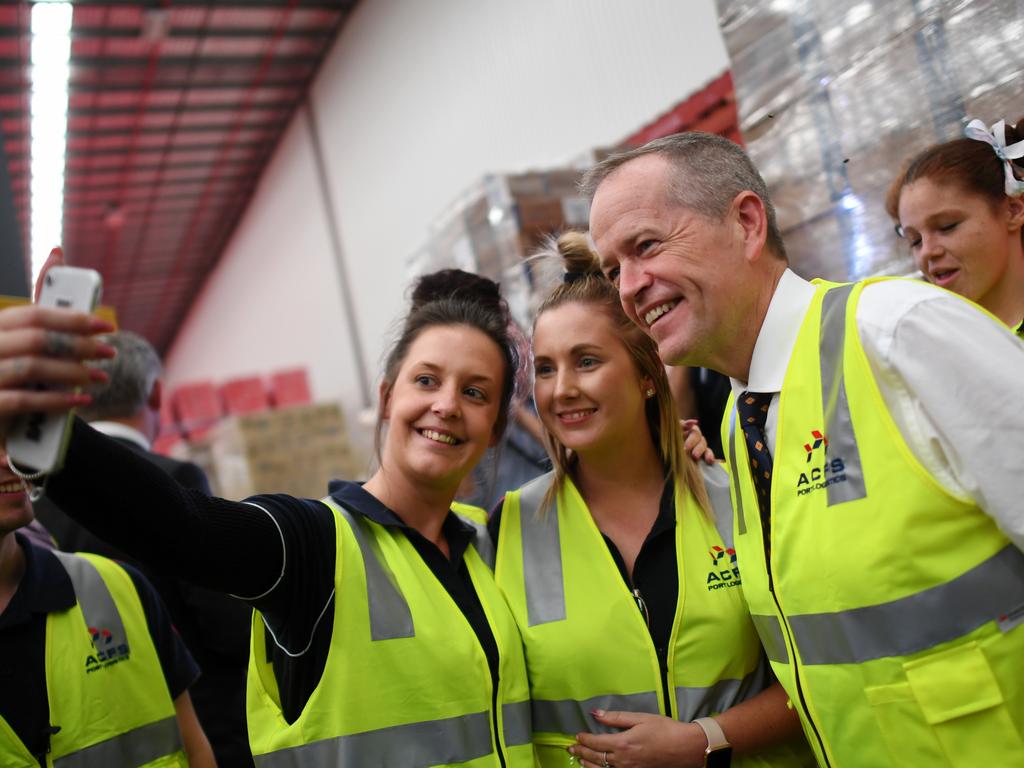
[34,331,254,767]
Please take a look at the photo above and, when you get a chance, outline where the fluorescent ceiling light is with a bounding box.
[29,0,73,285]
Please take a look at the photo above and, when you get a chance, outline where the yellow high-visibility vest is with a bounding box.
[246,497,534,767]
[496,466,813,767]
[0,552,185,768]
[723,279,1024,768]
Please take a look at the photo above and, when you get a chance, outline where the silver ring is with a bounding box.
[602,751,610,768]
[44,331,75,357]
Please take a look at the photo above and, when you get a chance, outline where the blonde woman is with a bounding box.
[493,233,813,768]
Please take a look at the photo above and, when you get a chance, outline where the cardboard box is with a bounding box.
[414,167,589,327]
[192,402,366,500]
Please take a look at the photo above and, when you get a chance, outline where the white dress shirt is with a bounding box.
[730,269,1024,551]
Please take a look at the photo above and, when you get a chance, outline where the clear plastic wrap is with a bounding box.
[406,168,589,328]
[717,0,1024,279]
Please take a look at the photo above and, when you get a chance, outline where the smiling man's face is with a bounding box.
[589,153,750,369]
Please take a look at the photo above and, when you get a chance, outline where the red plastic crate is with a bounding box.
[221,376,270,415]
[269,368,312,408]
[623,70,741,147]
[171,381,223,434]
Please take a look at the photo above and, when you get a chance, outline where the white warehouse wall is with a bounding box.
[164,0,729,433]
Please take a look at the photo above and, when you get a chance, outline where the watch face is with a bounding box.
[705,746,733,768]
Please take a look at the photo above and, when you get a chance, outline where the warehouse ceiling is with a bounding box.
[1,0,355,352]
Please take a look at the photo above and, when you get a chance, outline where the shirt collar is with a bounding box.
[0,533,76,627]
[90,421,151,451]
[730,268,816,396]
[326,480,476,557]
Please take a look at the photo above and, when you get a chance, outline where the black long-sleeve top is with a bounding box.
[48,419,501,724]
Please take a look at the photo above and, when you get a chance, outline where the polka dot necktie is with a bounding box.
[737,391,775,584]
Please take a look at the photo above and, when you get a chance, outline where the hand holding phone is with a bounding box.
[6,266,104,474]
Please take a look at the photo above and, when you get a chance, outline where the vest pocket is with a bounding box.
[902,641,1024,766]
[865,680,949,766]
[866,641,1023,768]
[533,737,582,767]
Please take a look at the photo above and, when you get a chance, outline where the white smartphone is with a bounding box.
[7,266,104,474]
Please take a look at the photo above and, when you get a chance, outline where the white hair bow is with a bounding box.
[964,118,1024,197]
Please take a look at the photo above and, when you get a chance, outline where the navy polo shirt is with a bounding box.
[0,533,199,757]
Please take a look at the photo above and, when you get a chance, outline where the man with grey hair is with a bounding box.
[76,330,172,452]
[34,331,254,768]
[570,133,1024,767]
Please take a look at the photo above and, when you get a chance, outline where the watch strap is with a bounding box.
[693,716,729,751]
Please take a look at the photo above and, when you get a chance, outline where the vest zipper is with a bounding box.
[752,411,829,766]
[491,684,507,768]
[769,581,831,766]
[631,586,672,715]
[34,724,59,768]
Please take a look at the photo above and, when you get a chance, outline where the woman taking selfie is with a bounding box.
[0,265,534,767]
[493,233,813,768]
[886,116,1024,334]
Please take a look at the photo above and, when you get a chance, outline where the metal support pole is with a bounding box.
[305,99,372,408]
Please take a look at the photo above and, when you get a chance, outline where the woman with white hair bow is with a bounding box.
[886,117,1024,334]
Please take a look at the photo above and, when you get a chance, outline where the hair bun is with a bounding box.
[410,269,502,311]
[556,231,602,278]
[529,230,603,282]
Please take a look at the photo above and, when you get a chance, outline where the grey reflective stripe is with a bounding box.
[789,544,1024,665]
[751,614,789,664]
[532,692,659,736]
[502,701,532,747]
[675,656,772,720]
[518,472,566,626]
[336,505,414,640]
[726,408,747,535]
[458,515,496,570]
[818,284,866,505]
[52,551,127,652]
[53,716,182,768]
[701,462,735,549]
[253,711,494,768]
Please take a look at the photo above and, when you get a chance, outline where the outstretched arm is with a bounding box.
[48,419,285,598]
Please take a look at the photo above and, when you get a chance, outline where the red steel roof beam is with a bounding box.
[143,0,301,345]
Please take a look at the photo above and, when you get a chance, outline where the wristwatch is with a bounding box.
[692,717,733,767]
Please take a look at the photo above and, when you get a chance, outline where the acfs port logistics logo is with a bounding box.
[707,546,741,591]
[796,429,847,496]
[84,625,130,673]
